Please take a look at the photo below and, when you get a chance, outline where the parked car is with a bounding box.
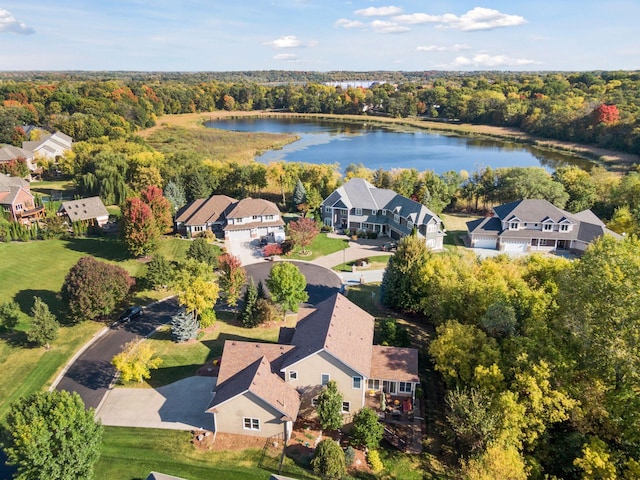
[381,241,397,251]
[118,306,143,323]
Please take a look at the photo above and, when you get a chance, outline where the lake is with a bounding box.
[205,117,593,174]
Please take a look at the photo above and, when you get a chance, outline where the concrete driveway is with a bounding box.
[96,376,216,431]
[226,237,265,265]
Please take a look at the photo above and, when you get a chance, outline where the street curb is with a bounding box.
[49,295,176,394]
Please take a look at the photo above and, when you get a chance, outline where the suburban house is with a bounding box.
[466,198,621,253]
[0,175,44,224]
[0,145,38,178]
[206,293,420,440]
[223,197,285,241]
[175,195,285,241]
[174,195,237,237]
[57,196,110,227]
[22,131,73,161]
[321,178,445,250]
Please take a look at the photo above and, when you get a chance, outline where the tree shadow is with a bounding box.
[62,237,131,262]
[63,358,115,391]
[1,329,29,348]
[13,289,63,319]
[146,364,204,388]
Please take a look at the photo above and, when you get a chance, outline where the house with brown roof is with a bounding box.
[57,196,110,227]
[0,175,44,224]
[174,195,236,237]
[466,199,620,253]
[206,293,420,440]
[0,145,38,179]
[223,197,285,241]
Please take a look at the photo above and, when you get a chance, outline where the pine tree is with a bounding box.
[292,179,307,210]
[27,297,59,349]
[256,280,268,300]
[241,279,259,327]
[171,310,198,342]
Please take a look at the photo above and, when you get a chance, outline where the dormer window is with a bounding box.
[393,214,400,223]
[407,220,414,229]
[509,221,519,230]
[543,223,553,231]
[560,224,570,232]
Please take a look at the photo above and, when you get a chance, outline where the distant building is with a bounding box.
[23,131,73,161]
[0,145,38,178]
[57,196,110,227]
[0,175,44,224]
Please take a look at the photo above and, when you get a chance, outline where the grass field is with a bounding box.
[440,212,481,248]
[0,236,189,421]
[285,233,348,261]
[96,427,316,480]
[333,255,391,273]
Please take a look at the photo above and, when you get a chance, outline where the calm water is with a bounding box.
[205,117,593,174]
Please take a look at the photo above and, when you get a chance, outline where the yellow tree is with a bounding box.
[174,259,220,322]
[112,341,162,383]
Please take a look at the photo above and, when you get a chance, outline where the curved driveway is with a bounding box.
[54,298,179,409]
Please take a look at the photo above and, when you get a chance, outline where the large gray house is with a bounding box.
[321,178,445,250]
[466,198,620,253]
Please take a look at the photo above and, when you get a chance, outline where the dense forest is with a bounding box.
[1,70,640,154]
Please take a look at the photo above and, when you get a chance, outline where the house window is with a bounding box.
[560,224,570,232]
[393,214,400,223]
[265,215,274,221]
[383,380,396,394]
[367,379,380,390]
[372,210,378,216]
[407,220,414,229]
[509,222,519,230]
[342,401,351,413]
[543,223,553,231]
[354,208,362,216]
[15,204,22,211]
[236,218,243,224]
[289,371,298,381]
[243,417,260,431]
[252,215,259,221]
[427,224,437,233]
[399,382,413,393]
[381,209,387,216]
[325,206,331,213]
[352,376,362,389]
[321,374,330,386]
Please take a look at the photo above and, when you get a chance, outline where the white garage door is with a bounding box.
[226,229,250,241]
[502,241,527,252]
[473,237,497,249]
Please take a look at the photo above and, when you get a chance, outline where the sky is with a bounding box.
[0,1,638,72]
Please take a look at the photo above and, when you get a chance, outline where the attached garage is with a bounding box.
[501,241,528,252]
[472,237,497,249]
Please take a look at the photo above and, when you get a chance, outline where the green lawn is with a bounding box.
[0,236,189,421]
[286,233,348,261]
[440,212,481,248]
[333,255,391,273]
[97,427,317,480]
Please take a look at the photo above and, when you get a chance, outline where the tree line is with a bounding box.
[2,71,640,153]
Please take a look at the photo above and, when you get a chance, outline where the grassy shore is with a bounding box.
[138,110,639,171]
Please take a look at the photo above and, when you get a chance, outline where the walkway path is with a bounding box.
[310,234,392,269]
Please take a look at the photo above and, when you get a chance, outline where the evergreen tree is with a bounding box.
[145,255,174,290]
[27,297,59,349]
[311,439,346,479]
[164,179,187,213]
[0,300,21,330]
[256,280,268,300]
[171,310,198,342]
[241,278,259,327]
[292,178,307,210]
[186,237,218,267]
[316,380,344,431]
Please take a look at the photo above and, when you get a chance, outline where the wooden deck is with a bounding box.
[364,392,424,453]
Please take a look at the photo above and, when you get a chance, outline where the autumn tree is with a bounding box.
[112,340,163,383]
[218,253,246,314]
[173,259,220,322]
[140,184,173,234]
[27,297,59,349]
[4,390,103,480]
[266,262,308,313]
[592,104,620,125]
[351,407,384,449]
[122,197,158,256]
[59,257,134,323]
[288,217,320,254]
[316,380,343,431]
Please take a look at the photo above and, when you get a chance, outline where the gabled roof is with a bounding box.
[0,176,32,206]
[216,340,295,385]
[493,199,569,224]
[0,145,34,162]
[23,131,73,153]
[59,197,109,222]
[281,293,374,378]
[371,346,420,383]
[175,195,236,226]
[208,354,299,420]
[226,197,280,219]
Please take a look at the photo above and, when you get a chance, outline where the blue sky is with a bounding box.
[1,1,638,71]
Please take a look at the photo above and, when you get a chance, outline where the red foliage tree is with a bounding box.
[288,217,320,254]
[262,243,283,257]
[593,104,620,125]
[59,257,134,323]
[122,197,158,257]
[140,185,173,234]
[217,253,246,312]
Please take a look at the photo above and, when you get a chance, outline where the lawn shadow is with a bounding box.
[1,329,29,348]
[14,289,63,319]
[62,237,131,262]
[146,364,204,388]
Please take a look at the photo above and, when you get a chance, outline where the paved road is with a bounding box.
[245,261,342,306]
[55,298,179,410]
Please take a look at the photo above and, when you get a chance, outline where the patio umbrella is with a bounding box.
[380,391,386,411]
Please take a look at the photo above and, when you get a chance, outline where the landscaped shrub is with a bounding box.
[311,439,346,479]
[367,449,384,473]
[280,239,294,255]
[199,308,216,328]
[171,310,198,342]
[369,231,378,239]
[197,230,214,240]
[321,224,333,233]
[255,298,280,324]
[344,446,356,466]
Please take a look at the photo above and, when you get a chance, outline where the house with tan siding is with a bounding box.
[206,293,419,439]
[0,175,44,224]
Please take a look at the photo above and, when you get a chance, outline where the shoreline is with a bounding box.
[139,111,639,172]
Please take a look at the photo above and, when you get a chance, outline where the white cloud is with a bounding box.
[264,35,301,49]
[440,7,527,31]
[417,44,470,52]
[274,53,298,61]
[354,6,403,17]
[393,13,442,25]
[452,54,540,67]
[0,9,35,34]
[370,20,410,34]
[335,18,365,29]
